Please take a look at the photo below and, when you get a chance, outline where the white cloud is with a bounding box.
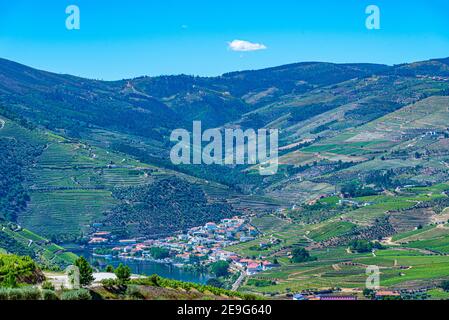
[228,40,267,52]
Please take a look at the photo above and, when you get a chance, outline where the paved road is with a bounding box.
[231,270,246,291]
[45,271,144,289]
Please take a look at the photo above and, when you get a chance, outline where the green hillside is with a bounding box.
[0,115,251,242]
[2,57,449,297]
[0,222,77,268]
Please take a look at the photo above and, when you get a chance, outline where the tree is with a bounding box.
[349,240,372,253]
[209,261,230,278]
[106,265,114,273]
[440,280,449,292]
[291,247,315,263]
[341,181,359,198]
[74,257,94,287]
[2,272,17,288]
[149,247,170,260]
[206,278,223,288]
[372,241,385,250]
[115,264,131,283]
[42,281,55,291]
[363,288,375,299]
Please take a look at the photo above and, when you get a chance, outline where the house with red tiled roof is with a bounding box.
[246,263,263,275]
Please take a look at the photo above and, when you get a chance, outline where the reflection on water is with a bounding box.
[82,252,211,284]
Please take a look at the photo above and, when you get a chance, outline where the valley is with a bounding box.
[1,57,449,299]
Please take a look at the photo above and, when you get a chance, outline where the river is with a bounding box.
[78,250,211,284]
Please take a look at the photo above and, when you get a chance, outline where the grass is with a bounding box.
[394,225,449,242]
[407,234,449,253]
[392,225,435,242]
[344,190,448,224]
[427,288,449,300]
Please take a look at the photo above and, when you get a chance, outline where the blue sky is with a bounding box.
[0,0,448,80]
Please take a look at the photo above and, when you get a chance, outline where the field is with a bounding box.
[0,223,77,267]
[427,288,449,300]
[272,96,449,209]
[229,181,449,296]
[21,190,116,238]
[240,248,449,294]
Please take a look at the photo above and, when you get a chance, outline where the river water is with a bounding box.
[79,250,211,284]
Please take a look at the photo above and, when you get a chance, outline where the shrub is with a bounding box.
[101,278,120,288]
[1,272,18,288]
[0,287,40,300]
[148,274,160,287]
[114,264,131,283]
[0,288,10,300]
[106,265,115,273]
[41,281,55,291]
[20,287,41,300]
[440,280,449,292]
[206,278,223,288]
[125,285,144,300]
[5,288,24,300]
[349,240,373,253]
[60,289,92,300]
[363,288,375,299]
[42,289,58,300]
[246,279,275,287]
[131,275,261,300]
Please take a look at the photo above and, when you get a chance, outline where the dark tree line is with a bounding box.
[103,177,235,238]
[0,138,43,221]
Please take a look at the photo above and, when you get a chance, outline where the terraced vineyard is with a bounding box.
[0,119,156,240]
[22,190,116,238]
[241,248,449,294]
[0,115,259,241]
[2,57,449,298]
[0,222,77,268]
[230,183,449,295]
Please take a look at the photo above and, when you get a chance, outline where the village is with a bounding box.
[88,216,278,276]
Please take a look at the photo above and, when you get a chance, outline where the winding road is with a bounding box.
[231,269,246,291]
